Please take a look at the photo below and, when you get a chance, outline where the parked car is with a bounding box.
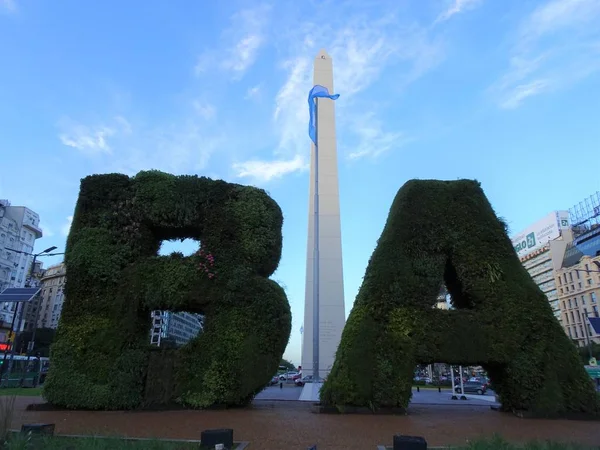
[279,372,298,381]
[295,374,328,386]
[454,381,487,395]
[270,375,279,385]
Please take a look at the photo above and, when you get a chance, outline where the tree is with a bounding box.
[280,358,296,371]
[577,342,600,364]
[14,328,56,357]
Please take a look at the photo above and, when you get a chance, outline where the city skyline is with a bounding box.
[2,0,600,364]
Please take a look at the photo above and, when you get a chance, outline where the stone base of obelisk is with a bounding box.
[299,382,323,402]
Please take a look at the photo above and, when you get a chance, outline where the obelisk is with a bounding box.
[300,49,346,401]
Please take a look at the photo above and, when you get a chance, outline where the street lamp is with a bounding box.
[1,246,62,386]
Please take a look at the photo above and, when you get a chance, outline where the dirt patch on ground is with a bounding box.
[11,399,600,450]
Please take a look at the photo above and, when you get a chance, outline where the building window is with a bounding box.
[562,301,566,309]
[574,327,578,338]
[575,298,578,307]
[582,296,586,305]
[568,299,572,308]
[589,279,593,286]
[576,270,581,279]
[577,310,581,321]
[569,273,573,282]
[568,327,572,338]
[592,292,597,303]
[594,305,599,318]
[579,282,582,289]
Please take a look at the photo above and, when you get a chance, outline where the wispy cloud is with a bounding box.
[58,118,125,155]
[195,4,270,80]
[192,101,216,120]
[58,111,224,176]
[245,84,262,100]
[434,0,481,25]
[0,0,16,13]
[233,154,307,182]
[233,6,449,178]
[39,222,54,238]
[347,113,414,160]
[492,0,600,109]
[61,216,73,237]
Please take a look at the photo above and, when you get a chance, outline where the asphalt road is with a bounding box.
[254,385,499,407]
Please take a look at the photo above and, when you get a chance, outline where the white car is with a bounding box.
[279,372,298,381]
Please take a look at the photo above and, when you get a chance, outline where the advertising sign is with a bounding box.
[511,211,570,258]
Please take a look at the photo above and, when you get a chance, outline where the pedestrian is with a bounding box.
[279,381,283,389]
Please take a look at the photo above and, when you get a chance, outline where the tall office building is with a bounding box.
[0,200,43,329]
[149,311,204,347]
[301,49,346,385]
[511,211,572,322]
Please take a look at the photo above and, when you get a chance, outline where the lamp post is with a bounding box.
[582,310,593,361]
[0,246,61,386]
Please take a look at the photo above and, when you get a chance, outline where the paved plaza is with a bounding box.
[10,395,600,450]
[255,385,500,407]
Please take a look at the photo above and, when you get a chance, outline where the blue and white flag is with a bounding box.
[308,85,340,145]
[589,316,600,334]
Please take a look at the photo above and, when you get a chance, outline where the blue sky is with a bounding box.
[1,0,600,365]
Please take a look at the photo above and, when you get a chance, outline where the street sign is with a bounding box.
[585,366,600,378]
[590,357,598,367]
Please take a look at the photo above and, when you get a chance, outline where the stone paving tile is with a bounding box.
[10,396,600,450]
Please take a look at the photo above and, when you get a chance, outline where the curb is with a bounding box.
[11,430,250,448]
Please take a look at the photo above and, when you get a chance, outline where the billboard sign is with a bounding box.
[511,211,570,258]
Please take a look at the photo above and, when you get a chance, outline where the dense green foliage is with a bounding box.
[43,170,291,410]
[321,179,599,416]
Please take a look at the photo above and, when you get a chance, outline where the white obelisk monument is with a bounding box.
[300,49,346,402]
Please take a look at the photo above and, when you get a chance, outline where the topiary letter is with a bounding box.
[321,179,599,417]
[44,170,291,410]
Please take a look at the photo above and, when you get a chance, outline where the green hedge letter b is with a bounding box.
[43,170,292,410]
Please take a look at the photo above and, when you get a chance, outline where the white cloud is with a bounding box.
[347,113,414,160]
[434,0,481,25]
[59,124,116,155]
[61,216,73,237]
[233,154,308,182]
[499,79,551,109]
[492,0,600,108]
[192,101,216,120]
[245,84,262,100]
[238,6,445,176]
[58,116,131,155]
[0,0,16,13]
[58,111,224,176]
[39,222,54,238]
[195,4,270,80]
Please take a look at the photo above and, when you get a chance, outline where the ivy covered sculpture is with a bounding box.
[44,170,291,410]
[320,179,599,417]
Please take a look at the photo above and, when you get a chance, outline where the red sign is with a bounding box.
[0,343,11,351]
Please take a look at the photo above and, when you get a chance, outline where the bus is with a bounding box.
[0,354,49,388]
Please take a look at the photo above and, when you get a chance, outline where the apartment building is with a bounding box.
[557,192,600,347]
[555,253,600,346]
[0,200,43,328]
[34,263,67,330]
[511,211,572,323]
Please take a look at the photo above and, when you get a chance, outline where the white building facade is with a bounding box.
[0,200,43,327]
[511,211,572,323]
